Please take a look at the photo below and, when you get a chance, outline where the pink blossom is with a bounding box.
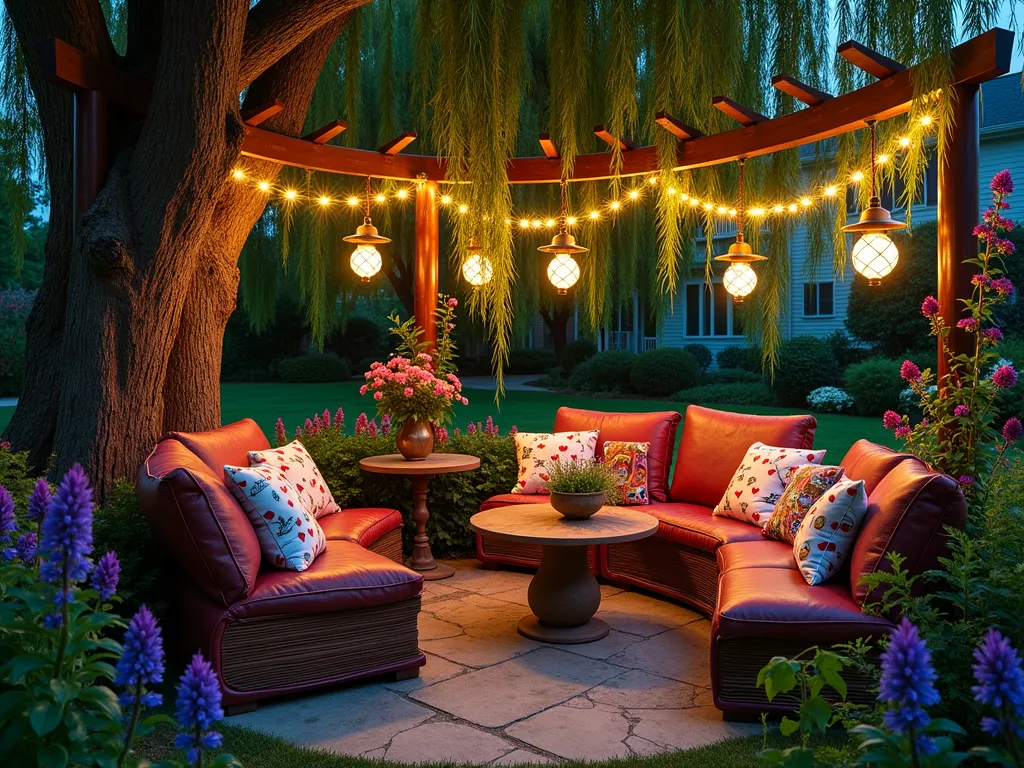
[485,415,495,435]
[312,414,323,432]
[304,418,315,435]
[510,425,518,435]
[461,397,468,405]
[920,418,929,428]
[894,425,912,439]
[381,414,391,434]
[957,317,979,332]
[1003,417,1023,444]
[322,409,331,428]
[275,418,286,446]
[958,475,975,487]
[991,277,1015,296]
[993,364,1018,389]
[921,296,940,318]
[335,407,345,429]
[972,273,990,287]
[900,360,921,382]
[355,413,369,435]
[294,427,302,439]
[403,387,414,397]
[982,327,1004,344]
[990,237,1015,256]
[447,297,458,307]
[467,422,476,434]
[368,419,378,437]
[374,391,383,400]
[359,385,368,395]
[974,223,994,240]
[954,405,970,417]
[883,410,902,430]
[991,169,1014,196]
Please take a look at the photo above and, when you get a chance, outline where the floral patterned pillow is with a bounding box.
[248,440,339,519]
[712,442,825,527]
[224,464,327,571]
[761,464,845,544]
[511,431,599,494]
[604,440,651,505]
[793,478,868,585]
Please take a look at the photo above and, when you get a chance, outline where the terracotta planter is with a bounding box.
[549,491,605,520]
[396,418,434,461]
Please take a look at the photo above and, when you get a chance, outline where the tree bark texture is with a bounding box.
[2,0,369,494]
[540,301,573,361]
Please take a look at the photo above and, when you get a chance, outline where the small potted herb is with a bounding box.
[546,459,622,519]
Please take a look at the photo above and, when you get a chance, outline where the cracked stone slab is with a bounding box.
[422,581,466,599]
[410,647,621,728]
[506,699,632,760]
[586,669,703,710]
[385,722,516,764]
[423,592,529,627]
[607,621,712,686]
[627,706,761,751]
[558,628,642,661]
[231,685,432,755]
[597,591,705,637]
[419,613,464,641]
[421,620,543,668]
[489,582,625,608]
[383,653,467,692]
[491,748,554,764]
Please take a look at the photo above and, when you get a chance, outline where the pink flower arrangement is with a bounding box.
[900,360,922,382]
[992,364,1018,389]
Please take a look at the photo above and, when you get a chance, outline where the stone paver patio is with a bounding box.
[232,559,759,763]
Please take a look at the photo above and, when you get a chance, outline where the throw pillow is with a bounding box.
[793,478,869,586]
[604,440,651,505]
[712,442,825,527]
[762,464,845,544]
[248,440,339,519]
[224,464,327,572]
[511,430,599,494]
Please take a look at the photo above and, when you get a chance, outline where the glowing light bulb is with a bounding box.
[609,200,621,211]
[852,232,899,286]
[750,207,766,217]
[519,218,530,228]
[898,137,911,147]
[628,189,640,200]
[441,195,453,205]
[851,171,864,183]
[773,205,784,214]
[919,115,933,126]
[547,254,580,295]
[788,204,798,213]
[231,168,246,181]
[396,188,409,200]
[376,193,386,203]
[800,197,812,207]
[545,218,556,228]
[347,195,360,207]
[462,253,493,286]
[458,204,469,214]
[728,208,737,216]
[667,187,677,196]
[716,206,727,215]
[588,210,600,220]
[680,193,689,201]
[318,195,331,207]
[283,189,298,201]
[824,186,838,197]
[350,245,382,282]
[566,216,577,226]
[689,198,699,207]
[258,181,271,193]
[877,154,889,164]
[702,202,713,211]
[531,219,542,229]
[648,176,658,185]
[723,263,758,301]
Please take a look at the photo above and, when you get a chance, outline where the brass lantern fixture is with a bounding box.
[715,158,766,303]
[538,179,587,295]
[462,235,493,286]
[344,176,390,282]
[843,119,905,286]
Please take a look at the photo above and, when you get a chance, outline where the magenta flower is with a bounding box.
[974,223,994,240]
[895,425,912,439]
[274,418,286,447]
[312,414,323,432]
[972,273,990,287]
[510,425,518,435]
[991,277,1015,296]
[993,365,1018,389]
[334,407,345,430]
[991,237,1016,256]
[921,295,940,318]
[403,387,414,397]
[294,426,301,440]
[303,418,315,435]
[958,475,974,487]
[1003,417,1023,444]
[900,360,922,382]
[322,409,331,428]
[381,413,391,434]
[355,413,369,434]
[367,419,378,437]
[982,327,1004,344]
[883,410,902,431]
[485,415,495,435]
[467,421,477,434]
[447,297,458,307]
[954,405,970,417]
[957,317,979,332]
[991,169,1014,196]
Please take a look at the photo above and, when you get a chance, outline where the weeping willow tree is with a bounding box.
[0,0,1018,490]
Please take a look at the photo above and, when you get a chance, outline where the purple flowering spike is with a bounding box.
[381,413,391,434]
[14,532,37,564]
[294,426,301,439]
[334,407,345,430]
[1003,417,1023,445]
[0,486,14,552]
[39,465,95,603]
[879,618,940,736]
[972,628,1024,736]
[467,421,476,435]
[90,551,120,601]
[175,652,224,765]
[355,413,369,435]
[27,478,52,524]
[368,418,378,437]
[899,361,922,382]
[274,418,286,447]
[322,408,331,428]
[116,605,165,696]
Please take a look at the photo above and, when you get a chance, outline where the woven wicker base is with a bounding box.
[221,596,421,692]
[604,537,719,615]
[368,528,404,564]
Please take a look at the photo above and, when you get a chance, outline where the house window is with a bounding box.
[803,282,835,317]
[684,281,743,336]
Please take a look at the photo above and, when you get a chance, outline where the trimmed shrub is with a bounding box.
[561,338,597,375]
[675,382,777,406]
[221,299,305,382]
[769,336,839,407]
[716,344,762,372]
[844,357,904,415]
[507,348,557,374]
[278,353,352,383]
[702,367,762,385]
[682,343,713,373]
[807,386,855,414]
[0,287,32,396]
[568,350,636,393]
[630,348,700,397]
[826,330,869,370]
[335,315,382,363]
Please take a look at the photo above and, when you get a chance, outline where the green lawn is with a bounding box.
[0,382,896,461]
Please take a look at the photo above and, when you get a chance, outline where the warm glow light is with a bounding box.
[689,198,699,207]
[877,154,889,164]
[283,189,298,201]
[667,187,677,196]
[787,204,797,213]
[566,216,577,226]
[531,219,542,228]
[519,219,530,228]
[824,186,838,197]
[648,176,658,185]
[441,195,453,205]
[231,168,246,181]
[609,200,621,211]
[376,194,387,203]
[728,208,737,216]
[257,181,271,193]
[702,202,713,211]
[749,207,766,217]
[350,245,382,281]
[800,197,812,207]
[716,206,727,215]
[851,171,864,182]
[462,253,493,286]
[723,263,758,301]
[458,204,469,214]
[318,195,331,207]
[680,193,689,201]
[347,195,360,207]
[588,210,600,220]
[396,189,409,200]
[773,205,784,214]
[919,115,933,126]
[628,189,640,199]
[852,232,900,286]
[545,218,556,228]
[898,137,911,147]
[547,254,580,294]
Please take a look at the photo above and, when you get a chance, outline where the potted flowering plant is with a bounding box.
[882,170,1020,505]
[360,295,468,460]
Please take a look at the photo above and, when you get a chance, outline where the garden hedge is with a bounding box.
[278,353,352,383]
[568,349,636,393]
[769,336,839,407]
[843,357,904,415]
[560,338,597,375]
[507,348,557,374]
[630,348,700,397]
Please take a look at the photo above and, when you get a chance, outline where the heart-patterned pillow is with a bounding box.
[511,430,599,494]
[248,440,339,519]
[225,464,327,571]
[761,464,845,544]
[712,442,824,527]
[792,478,868,585]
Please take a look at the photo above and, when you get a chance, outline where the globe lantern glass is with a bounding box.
[546,253,580,295]
[723,262,758,301]
[851,232,899,287]
[462,253,493,286]
[350,245,382,282]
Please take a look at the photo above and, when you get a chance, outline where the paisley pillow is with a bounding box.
[225,464,327,572]
[712,442,825,527]
[604,440,650,505]
[511,431,599,494]
[793,478,869,585]
[762,464,845,544]
[248,440,338,519]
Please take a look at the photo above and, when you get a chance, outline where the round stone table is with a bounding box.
[470,504,658,643]
[360,453,480,580]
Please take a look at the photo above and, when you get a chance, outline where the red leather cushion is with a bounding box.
[840,440,914,495]
[480,493,548,511]
[715,566,894,643]
[235,541,422,620]
[670,405,817,507]
[165,418,270,476]
[553,407,682,502]
[319,508,403,548]
[644,502,764,552]
[137,438,262,606]
[716,540,797,574]
[849,459,966,604]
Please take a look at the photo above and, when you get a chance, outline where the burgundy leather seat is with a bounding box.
[137,419,424,711]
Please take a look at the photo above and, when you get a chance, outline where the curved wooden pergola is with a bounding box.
[41,27,1014,379]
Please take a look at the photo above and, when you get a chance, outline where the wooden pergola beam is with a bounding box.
[594,125,635,150]
[36,37,149,113]
[240,99,284,126]
[712,96,767,127]
[771,74,833,106]
[838,40,907,79]
[302,119,347,144]
[654,111,703,140]
[538,133,559,159]
[378,130,417,155]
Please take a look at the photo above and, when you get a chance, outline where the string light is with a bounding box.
[375,193,386,203]
[647,176,658,185]
[628,189,640,200]
[851,171,864,182]
[898,137,911,147]
[877,153,889,164]
[566,216,578,226]
[609,200,621,211]
[283,189,298,201]
[441,194,453,205]
[919,115,933,126]
[231,168,246,181]
[258,180,271,193]
[519,218,530,228]
[458,204,469,214]
[396,188,409,200]
[531,219,542,228]
[347,195,360,207]
[824,186,838,197]
[800,197,812,207]
[318,195,331,207]
[667,187,677,196]
[545,218,556,228]
[588,210,600,220]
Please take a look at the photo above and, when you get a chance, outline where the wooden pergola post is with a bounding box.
[73,89,108,223]
[414,179,439,345]
[937,84,981,382]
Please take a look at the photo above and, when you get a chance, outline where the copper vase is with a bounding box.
[396,418,434,460]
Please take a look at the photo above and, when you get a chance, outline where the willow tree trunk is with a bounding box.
[2,0,366,495]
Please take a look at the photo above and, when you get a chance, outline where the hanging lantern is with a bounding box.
[344,176,390,282]
[539,179,588,295]
[715,159,766,303]
[462,236,493,286]
[843,119,905,286]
